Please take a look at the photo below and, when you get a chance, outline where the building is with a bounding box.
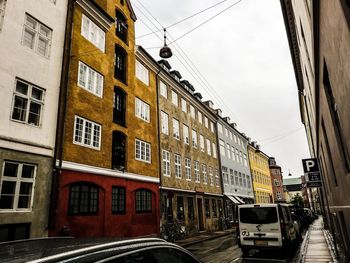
[283,176,305,204]
[268,157,285,203]
[151,58,223,234]
[0,0,67,241]
[213,112,254,220]
[248,142,273,203]
[280,0,350,259]
[50,0,160,238]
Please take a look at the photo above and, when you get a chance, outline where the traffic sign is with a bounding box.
[302,158,322,188]
[302,158,320,173]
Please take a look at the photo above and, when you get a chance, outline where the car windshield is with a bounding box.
[239,207,278,224]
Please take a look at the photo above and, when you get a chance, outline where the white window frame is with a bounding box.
[231,146,236,161]
[175,154,182,179]
[135,139,151,163]
[183,124,189,145]
[81,14,105,52]
[209,167,213,186]
[202,164,207,184]
[136,60,149,85]
[226,143,231,159]
[206,139,211,156]
[185,158,191,181]
[73,116,101,150]
[162,149,170,177]
[190,105,196,119]
[173,118,180,140]
[225,127,228,137]
[219,139,225,157]
[194,161,200,183]
[159,80,167,98]
[212,142,217,158]
[204,117,208,128]
[22,14,52,57]
[161,111,169,135]
[243,153,248,167]
[0,161,36,211]
[171,90,178,106]
[200,135,205,152]
[218,123,223,133]
[198,111,202,124]
[229,131,233,140]
[210,122,215,133]
[192,129,198,148]
[215,169,219,187]
[78,61,104,97]
[181,98,187,113]
[135,98,150,122]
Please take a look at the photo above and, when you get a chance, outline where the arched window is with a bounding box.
[135,189,152,213]
[115,45,127,83]
[112,131,126,170]
[116,9,127,43]
[68,183,99,215]
[113,87,126,126]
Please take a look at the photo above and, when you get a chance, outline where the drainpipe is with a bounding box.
[49,0,76,231]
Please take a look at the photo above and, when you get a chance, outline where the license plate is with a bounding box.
[254,240,268,246]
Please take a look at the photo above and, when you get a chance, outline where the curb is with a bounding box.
[299,229,311,263]
[323,229,338,262]
[176,230,235,247]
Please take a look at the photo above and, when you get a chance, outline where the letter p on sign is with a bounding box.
[302,158,319,173]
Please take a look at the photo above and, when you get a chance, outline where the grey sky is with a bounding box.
[131,0,310,177]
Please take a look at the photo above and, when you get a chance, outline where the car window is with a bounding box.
[240,207,278,224]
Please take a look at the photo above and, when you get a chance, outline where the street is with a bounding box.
[185,234,302,263]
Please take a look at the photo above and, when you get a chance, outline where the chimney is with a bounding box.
[204,100,214,109]
[223,116,230,123]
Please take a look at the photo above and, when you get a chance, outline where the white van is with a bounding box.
[237,204,298,256]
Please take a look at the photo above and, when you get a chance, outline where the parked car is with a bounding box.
[237,204,299,256]
[0,238,202,263]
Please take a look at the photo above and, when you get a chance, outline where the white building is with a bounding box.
[0,0,67,241]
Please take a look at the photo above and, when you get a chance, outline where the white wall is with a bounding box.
[0,0,67,157]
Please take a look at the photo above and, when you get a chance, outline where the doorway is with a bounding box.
[197,198,204,231]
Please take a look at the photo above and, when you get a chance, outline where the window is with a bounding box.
[209,166,213,186]
[229,131,233,140]
[219,140,225,156]
[206,139,211,156]
[112,131,126,169]
[115,9,127,42]
[74,116,101,149]
[0,0,7,31]
[135,98,150,122]
[112,186,125,214]
[162,150,170,177]
[247,175,251,188]
[202,164,207,184]
[225,127,228,137]
[0,162,36,211]
[198,111,202,124]
[23,14,52,57]
[177,196,184,220]
[234,134,237,143]
[78,61,103,97]
[210,122,215,133]
[239,172,243,186]
[187,197,194,220]
[212,199,217,218]
[114,45,127,83]
[200,135,205,152]
[274,179,279,186]
[171,90,178,106]
[234,170,239,185]
[181,98,187,113]
[277,192,282,200]
[230,169,234,185]
[161,111,169,135]
[194,161,200,182]
[136,60,149,85]
[205,199,210,218]
[215,169,219,187]
[231,146,236,161]
[222,166,228,184]
[160,81,167,98]
[173,119,180,140]
[218,123,223,133]
[183,125,189,144]
[226,143,231,159]
[11,79,44,126]
[175,154,182,179]
[235,149,239,162]
[135,189,152,213]
[81,14,105,52]
[239,151,243,164]
[212,142,217,158]
[243,174,247,187]
[243,154,248,167]
[0,223,30,242]
[192,129,198,148]
[204,117,208,128]
[68,183,98,214]
[190,105,196,119]
[135,139,151,163]
[113,87,126,126]
[185,158,191,180]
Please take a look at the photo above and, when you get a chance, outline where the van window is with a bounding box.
[240,207,278,224]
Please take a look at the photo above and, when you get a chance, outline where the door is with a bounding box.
[197,198,204,231]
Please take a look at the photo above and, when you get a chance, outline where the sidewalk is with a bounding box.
[302,217,336,263]
[175,229,235,247]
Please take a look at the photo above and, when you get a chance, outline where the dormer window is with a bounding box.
[116,9,127,43]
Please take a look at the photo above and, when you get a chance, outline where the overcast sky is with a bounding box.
[131,0,310,177]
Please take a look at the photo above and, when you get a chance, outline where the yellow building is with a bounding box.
[248,143,273,203]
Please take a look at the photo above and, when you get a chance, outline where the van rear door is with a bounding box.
[239,205,283,248]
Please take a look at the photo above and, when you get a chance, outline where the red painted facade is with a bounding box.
[50,170,159,237]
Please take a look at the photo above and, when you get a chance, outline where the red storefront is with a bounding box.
[50,169,159,238]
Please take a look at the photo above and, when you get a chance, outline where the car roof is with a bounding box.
[238,203,278,208]
[27,238,190,263]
